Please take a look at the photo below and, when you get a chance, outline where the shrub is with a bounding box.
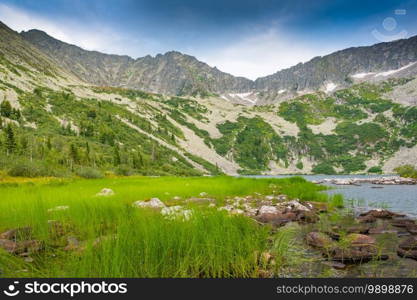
[312,163,336,175]
[76,167,104,179]
[8,160,42,177]
[295,161,303,170]
[7,160,69,177]
[115,164,134,176]
[368,166,382,174]
[394,165,417,178]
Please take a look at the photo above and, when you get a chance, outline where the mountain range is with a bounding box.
[20,26,417,102]
[0,20,417,177]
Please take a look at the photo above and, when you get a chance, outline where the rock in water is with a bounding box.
[330,234,378,263]
[306,232,334,249]
[398,236,417,251]
[359,209,405,219]
[397,237,417,260]
[96,188,114,197]
[397,248,417,260]
[346,233,376,246]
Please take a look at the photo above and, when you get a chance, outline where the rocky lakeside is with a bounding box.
[1,187,416,277]
[312,176,417,186]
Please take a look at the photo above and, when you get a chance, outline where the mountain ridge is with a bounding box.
[20,29,254,96]
[19,25,417,101]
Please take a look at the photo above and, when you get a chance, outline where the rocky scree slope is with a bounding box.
[20,29,253,97]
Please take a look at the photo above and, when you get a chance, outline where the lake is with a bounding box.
[256,174,417,218]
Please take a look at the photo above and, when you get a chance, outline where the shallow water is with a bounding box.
[256,174,417,218]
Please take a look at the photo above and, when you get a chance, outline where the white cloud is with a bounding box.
[0,3,154,57]
[198,28,338,80]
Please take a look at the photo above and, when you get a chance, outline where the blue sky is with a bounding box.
[0,0,416,79]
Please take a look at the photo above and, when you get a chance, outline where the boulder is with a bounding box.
[96,188,114,197]
[358,215,377,223]
[397,248,417,260]
[398,236,417,251]
[306,232,334,249]
[132,198,166,209]
[296,211,319,223]
[256,212,296,226]
[359,209,405,219]
[277,200,310,212]
[258,205,278,215]
[0,227,32,240]
[64,236,81,251]
[368,227,398,235]
[330,248,380,263]
[15,240,43,255]
[390,218,415,228]
[346,233,376,246]
[329,234,378,263]
[0,239,17,253]
[406,224,417,235]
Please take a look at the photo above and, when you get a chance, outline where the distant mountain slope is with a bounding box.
[1,20,417,176]
[21,27,417,102]
[20,29,253,96]
[255,36,417,95]
[0,22,74,79]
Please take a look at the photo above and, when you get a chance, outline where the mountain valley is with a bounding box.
[1,21,417,177]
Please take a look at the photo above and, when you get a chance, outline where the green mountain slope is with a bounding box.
[0,21,416,177]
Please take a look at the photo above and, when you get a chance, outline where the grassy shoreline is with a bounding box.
[0,176,339,277]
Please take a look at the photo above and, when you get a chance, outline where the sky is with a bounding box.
[0,0,417,79]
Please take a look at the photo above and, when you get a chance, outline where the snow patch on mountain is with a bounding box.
[351,62,417,80]
[220,92,257,105]
[324,82,337,93]
[375,62,416,77]
[351,72,376,79]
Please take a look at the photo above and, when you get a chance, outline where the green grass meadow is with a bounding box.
[0,176,334,277]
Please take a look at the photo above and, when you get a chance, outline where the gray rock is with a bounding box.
[132,198,166,209]
[96,188,114,197]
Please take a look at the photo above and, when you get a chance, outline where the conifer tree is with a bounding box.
[0,100,12,118]
[4,124,16,155]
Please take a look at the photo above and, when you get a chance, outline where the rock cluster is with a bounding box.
[0,227,42,260]
[305,209,417,268]
[312,177,417,185]
[356,209,417,235]
[214,194,324,227]
[133,197,193,221]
